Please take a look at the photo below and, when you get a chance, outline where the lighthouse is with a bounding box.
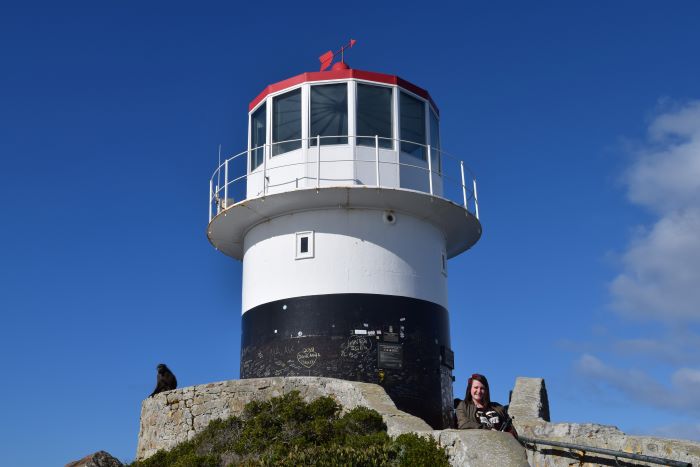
[207,50,481,429]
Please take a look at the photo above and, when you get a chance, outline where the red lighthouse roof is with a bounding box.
[248,68,439,114]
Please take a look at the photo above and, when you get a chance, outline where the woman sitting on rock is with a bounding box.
[456,373,518,437]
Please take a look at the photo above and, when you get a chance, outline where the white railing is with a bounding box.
[208,135,479,223]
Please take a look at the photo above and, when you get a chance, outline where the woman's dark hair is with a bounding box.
[465,373,491,405]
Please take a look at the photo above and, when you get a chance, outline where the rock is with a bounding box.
[136,377,433,460]
[136,376,530,467]
[65,451,123,467]
[134,374,700,467]
[507,377,700,466]
[433,429,529,467]
[516,419,700,466]
[508,377,549,422]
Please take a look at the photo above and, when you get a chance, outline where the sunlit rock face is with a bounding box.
[136,375,700,467]
[65,450,123,467]
[509,376,700,467]
[508,377,550,422]
[136,377,431,460]
[136,376,529,467]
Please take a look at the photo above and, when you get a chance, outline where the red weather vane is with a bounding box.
[319,39,357,71]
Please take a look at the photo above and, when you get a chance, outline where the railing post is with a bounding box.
[316,135,321,189]
[460,161,467,210]
[209,178,213,222]
[223,159,229,209]
[262,144,268,195]
[473,178,480,220]
[375,135,380,187]
[427,145,433,195]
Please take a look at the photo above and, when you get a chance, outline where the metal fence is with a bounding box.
[208,135,479,223]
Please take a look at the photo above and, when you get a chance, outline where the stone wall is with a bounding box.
[509,376,700,466]
[137,376,528,467]
[137,375,700,466]
[516,420,700,467]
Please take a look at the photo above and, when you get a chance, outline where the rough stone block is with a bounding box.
[508,377,550,422]
[433,430,529,467]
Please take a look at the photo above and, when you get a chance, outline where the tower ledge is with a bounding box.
[207,186,481,261]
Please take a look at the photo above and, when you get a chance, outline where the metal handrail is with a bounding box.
[208,135,479,223]
[519,436,692,467]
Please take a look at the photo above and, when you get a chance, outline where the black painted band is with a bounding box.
[240,293,455,429]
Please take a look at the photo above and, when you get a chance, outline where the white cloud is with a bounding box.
[571,101,700,434]
[610,100,700,323]
[610,208,700,321]
[626,101,700,212]
[575,354,665,405]
[651,422,700,442]
[672,367,700,388]
[575,354,700,413]
[613,330,700,366]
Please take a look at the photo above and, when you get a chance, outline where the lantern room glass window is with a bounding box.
[272,88,302,156]
[429,108,441,174]
[400,92,426,159]
[250,104,266,170]
[357,84,393,149]
[309,84,348,146]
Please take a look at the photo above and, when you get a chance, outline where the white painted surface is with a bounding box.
[247,140,434,197]
[355,145,398,187]
[207,186,481,260]
[241,208,448,313]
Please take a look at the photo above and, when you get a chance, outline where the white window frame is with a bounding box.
[295,231,315,259]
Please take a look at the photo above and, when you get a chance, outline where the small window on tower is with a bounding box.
[295,231,314,259]
[441,251,447,276]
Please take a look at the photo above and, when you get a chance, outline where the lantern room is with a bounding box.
[245,68,444,199]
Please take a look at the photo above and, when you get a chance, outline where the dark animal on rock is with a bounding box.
[149,363,177,397]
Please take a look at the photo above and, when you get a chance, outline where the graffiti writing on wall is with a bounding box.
[297,347,320,368]
[340,335,373,359]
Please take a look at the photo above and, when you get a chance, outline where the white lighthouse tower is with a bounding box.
[207,49,481,429]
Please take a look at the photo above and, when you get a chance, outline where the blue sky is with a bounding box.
[1,1,699,465]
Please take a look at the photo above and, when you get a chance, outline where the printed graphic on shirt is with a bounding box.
[475,408,502,430]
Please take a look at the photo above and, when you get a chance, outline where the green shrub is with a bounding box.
[392,433,450,466]
[129,391,449,467]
